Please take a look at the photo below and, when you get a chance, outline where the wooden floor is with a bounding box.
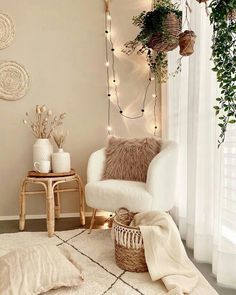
[0,216,235,295]
[0,216,109,233]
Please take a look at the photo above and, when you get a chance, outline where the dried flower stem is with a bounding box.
[23,105,67,139]
[53,130,68,149]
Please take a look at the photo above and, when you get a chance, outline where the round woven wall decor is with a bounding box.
[0,61,30,101]
[0,13,15,49]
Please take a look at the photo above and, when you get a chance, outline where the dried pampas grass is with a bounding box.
[23,104,66,139]
[53,130,68,149]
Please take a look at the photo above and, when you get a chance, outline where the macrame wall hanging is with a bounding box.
[0,13,15,49]
[0,12,30,101]
[0,61,30,101]
[104,0,196,135]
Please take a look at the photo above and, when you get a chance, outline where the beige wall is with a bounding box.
[0,0,161,218]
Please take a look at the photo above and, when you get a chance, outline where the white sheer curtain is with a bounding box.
[166,0,236,289]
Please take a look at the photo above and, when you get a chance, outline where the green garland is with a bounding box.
[209,0,236,146]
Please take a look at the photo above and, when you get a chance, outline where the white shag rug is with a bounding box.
[0,229,217,295]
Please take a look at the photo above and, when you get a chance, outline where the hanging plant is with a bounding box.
[209,0,236,145]
[122,0,182,83]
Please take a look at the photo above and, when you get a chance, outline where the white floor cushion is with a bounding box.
[85,179,152,212]
[0,244,84,295]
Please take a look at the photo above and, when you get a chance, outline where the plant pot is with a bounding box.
[33,139,53,171]
[147,13,182,53]
[52,148,71,173]
[179,30,196,56]
[228,10,236,20]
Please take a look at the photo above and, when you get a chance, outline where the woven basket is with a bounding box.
[228,10,236,20]
[112,208,148,273]
[147,13,181,53]
[179,30,196,56]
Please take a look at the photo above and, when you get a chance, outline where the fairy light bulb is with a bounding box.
[152,94,157,98]
[107,126,112,132]
[107,14,111,20]
[150,77,155,81]
[105,30,110,39]
[105,61,109,67]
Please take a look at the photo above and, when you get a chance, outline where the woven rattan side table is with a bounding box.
[19,170,85,237]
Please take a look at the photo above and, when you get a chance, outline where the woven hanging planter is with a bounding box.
[112,208,148,273]
[228,10,236,20]
[147,13,181,53]
[179,30,196,56]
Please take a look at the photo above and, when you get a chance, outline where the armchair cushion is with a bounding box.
[85,179,152,212]
[102,136,161,182]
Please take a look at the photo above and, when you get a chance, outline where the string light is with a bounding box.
[153,74,158,136]
[104,0,159,135]
[104,4,111,135]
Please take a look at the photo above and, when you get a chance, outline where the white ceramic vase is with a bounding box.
[33,139,53,171]
[52,148,71,173]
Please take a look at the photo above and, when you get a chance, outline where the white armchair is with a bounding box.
[85,141,177,231]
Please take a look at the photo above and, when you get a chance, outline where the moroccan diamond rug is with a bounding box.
[0,229,217,295]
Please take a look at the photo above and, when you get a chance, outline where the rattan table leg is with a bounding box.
[46,179,55,237]
[19,179,27,231]
[54,183,60,219]
[79,185,85,226]
[76,175,85,226]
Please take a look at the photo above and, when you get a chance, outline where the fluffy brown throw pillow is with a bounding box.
[102,136,161,182]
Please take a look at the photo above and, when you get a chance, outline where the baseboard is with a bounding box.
[0,211,108,221]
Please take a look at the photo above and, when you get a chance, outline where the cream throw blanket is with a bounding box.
[130,211,218,295]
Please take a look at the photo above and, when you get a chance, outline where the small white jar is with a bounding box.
[52,148,71,173]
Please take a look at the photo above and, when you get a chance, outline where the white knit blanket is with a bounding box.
[130,211,218,295]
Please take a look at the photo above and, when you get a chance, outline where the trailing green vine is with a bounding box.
[209,0,236,146]
[122,0,182,82]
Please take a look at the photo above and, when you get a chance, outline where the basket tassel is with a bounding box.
[113,224,143,250]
